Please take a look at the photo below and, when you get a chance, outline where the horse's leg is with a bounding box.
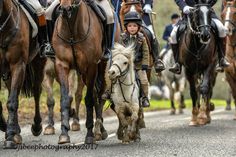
[71,75,83,131]
[198,65,214,125]
[55,60,71,144]
[0,101,7,132]
[84,65,97,144]
[129,105,139,141]
[225,87,232,110]
[43,72,56,135]
[187,72,198,126]
[116,106,129,144]
[4,62,25,148]
[167,82,175,115]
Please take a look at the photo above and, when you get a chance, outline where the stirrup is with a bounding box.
[155,59,165,73]
[169,63,181,74]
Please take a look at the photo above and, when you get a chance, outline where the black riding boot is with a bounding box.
[169,44,182,74]
[38,25,54,58]
[152,38,165,73]
[216,37,230,72]
[102,24,114,61]
[87,0,106,21]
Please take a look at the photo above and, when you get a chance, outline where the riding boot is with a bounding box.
[152,38,165,73]
[141,83,150,108]
[216,37,230,72]
[38,15,54,58]
[102,24,114,61]
[87,0,106,22]
[169,44,182,74]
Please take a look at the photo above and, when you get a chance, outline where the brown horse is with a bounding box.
[178,1,217,126]
[42,58,83,135]
[0,0,46,148]
[52,0,120,144]
[119,0,156,81]
[221,0,236,120]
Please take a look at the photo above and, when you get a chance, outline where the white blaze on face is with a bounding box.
[130,5,136,12]
[200,6,209,26]
[225,7,231,30]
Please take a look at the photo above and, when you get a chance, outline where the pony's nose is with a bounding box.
[108,70,115,76]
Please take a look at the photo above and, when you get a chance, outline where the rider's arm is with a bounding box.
[175,0,187,11]
[163,25,170,41]
[141,38,149,67]
[209,0,217,7]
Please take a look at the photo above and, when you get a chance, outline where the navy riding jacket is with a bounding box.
[175,0,217,10]
[162,24,174,49]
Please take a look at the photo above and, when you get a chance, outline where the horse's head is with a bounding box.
[191,0,212,43]
[108,43,134,81]
[222,0,236,35]
[121,0,143,15]
[59,0,81,18]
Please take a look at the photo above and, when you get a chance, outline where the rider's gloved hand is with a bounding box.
[183,6,194,14]
[143,4,152,14]
[142,65,148,71]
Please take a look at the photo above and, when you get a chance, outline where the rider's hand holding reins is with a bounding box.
[183,6,194,14]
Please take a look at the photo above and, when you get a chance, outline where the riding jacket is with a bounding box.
[120,32,149,70]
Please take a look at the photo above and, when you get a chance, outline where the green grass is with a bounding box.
[146,99,229,111]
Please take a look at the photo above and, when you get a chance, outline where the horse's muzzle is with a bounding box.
[200,29,211,44]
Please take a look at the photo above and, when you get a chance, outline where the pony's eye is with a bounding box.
[124,62,128,65]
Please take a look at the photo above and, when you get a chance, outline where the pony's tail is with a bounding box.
[21,63,35,97]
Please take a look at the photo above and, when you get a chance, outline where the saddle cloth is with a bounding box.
[16,0,38,38]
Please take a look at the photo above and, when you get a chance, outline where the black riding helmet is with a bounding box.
[124,11,142,27]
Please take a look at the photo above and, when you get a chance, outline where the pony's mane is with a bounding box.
[112,43,135,64]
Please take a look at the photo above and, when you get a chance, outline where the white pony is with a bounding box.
[108,43,140,144]
[162,49,187,115]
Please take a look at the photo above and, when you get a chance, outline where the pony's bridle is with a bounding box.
[59,0,82,18]
[110,54,135,103]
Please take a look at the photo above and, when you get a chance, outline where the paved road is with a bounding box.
[0,107,236,157]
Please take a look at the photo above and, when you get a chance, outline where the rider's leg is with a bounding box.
[27,0,54,57]
[45,0,60,21]
[212,18,230,72]
[143,14,165,72]
[137,70,150,108]
[169,25,182,74]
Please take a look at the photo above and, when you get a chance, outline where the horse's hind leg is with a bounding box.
[225,88,232,111]
[129,105,139,141]
[31,57,46,137]
[71,75,83,132]
[43,67,56,135]
[0,101,7,132]
[4,62,25,148]
[169,85,176,115]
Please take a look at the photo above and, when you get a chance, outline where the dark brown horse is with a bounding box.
[221,0,236,120]
[0,0,46,148]
[178,0,217,126]
[53,0,120,144]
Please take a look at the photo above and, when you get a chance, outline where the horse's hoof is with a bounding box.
[71,121,80,131]
[170,109,176,115]
[197,118,207,125]
[13,134,22,144]
[225,106,231,111]
[189,120,198,126]
[43,125,55,135]
[95,133,102,141]
[101,129,108,140]
[138,119,146,129]
[179,109,184,114]
[3,140,18,149]
[209,103,215,111]
[122,141,129,145]
[58,135,70,144]
[31,124,42,136]
[85,136,95,144]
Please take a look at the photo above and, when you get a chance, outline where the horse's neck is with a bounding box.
[185,29,202,48]
[227,33,236,46]
[1,0,12,20]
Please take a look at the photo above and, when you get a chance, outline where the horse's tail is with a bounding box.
[21,63,35,97]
